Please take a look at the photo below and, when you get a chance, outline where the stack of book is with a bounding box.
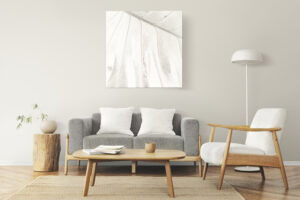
[83,145,124,155]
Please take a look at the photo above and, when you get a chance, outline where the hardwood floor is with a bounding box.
[1,164,300,200]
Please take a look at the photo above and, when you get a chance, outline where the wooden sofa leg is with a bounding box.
[64,157,68,175]
[132,161,137,174]
[65,134,70,175]
[199,160,203,177]
[77,160,81,168]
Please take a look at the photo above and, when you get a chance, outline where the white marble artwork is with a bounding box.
[106,11,182,88]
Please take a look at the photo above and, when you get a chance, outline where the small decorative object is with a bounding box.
[145,143,156,153]
[106,11,182,88]
[40,120,57,134]
[16,104,56,133]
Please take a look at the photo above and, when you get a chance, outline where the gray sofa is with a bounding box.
[65,112,201,175]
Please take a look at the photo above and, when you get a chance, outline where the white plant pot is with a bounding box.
[40,120,57,134]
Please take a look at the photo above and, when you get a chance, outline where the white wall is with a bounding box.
[1,0,300,165]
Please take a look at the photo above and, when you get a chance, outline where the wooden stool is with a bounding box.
[33,134,61,172]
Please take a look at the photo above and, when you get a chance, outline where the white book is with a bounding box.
[95,145,124,150]
[83,149,122,155]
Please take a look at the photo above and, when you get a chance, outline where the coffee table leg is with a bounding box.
[90,162,97,186]
[165,161,175,198]
[83,160,93,196]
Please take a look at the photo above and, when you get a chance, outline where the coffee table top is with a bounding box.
[73,149,185,161]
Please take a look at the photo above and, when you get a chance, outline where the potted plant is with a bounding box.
[16,104,57,134]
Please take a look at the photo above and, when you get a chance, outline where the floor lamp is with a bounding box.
[231,49,263,172]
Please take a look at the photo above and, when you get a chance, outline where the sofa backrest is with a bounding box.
[91,113,182,136]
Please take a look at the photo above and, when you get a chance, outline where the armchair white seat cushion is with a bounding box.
[201,142,265,165]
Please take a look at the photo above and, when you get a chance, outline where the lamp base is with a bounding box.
[234,166,260,172]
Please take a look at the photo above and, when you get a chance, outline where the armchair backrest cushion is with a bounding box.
[91,113,182,136]
[245,108,287,155]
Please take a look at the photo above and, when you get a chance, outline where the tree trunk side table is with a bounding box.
[33,134,61,172]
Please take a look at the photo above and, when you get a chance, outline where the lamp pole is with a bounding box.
[246,64,248,125]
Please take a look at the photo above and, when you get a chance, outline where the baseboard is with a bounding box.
[284,161,300,166]
[207,161,300,166]
[0,161,32,166]
[1,160,300,166]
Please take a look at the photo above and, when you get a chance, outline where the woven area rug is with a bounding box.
[8,176,244,200]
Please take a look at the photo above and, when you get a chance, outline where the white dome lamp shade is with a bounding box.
[231,49,263,173]
[231,49,263,65]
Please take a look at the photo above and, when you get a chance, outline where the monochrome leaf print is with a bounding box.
[106,11,182,88]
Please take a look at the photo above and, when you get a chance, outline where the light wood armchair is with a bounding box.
[201,108,288,190]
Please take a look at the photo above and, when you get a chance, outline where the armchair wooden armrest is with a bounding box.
[207,123,281,132]
[207,123,281,143]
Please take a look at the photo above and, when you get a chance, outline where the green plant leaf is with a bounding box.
[26,116,32,123]
[19,115,25,123]
[41,113,48,120]
[33,104,38,110]
[16,115,25,121]
[16,123,22,129]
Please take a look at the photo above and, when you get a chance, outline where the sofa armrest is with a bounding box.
[181,118,200,156]
[68,118,93,154]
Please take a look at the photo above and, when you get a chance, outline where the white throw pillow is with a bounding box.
[138,108,176,136]
[97,107,134,136]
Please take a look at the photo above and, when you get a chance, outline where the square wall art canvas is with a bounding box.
[106,11,182,88]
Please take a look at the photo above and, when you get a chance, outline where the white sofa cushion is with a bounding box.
[200,142,265,165]
[97,107,134,136]
[138,107,176,136]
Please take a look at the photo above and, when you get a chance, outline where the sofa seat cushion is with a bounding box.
[83,134,134,149]
[200,142,265,165]
[134,134,184,151]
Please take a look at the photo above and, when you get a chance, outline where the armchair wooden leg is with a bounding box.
[218,163,227,190]
[77,160,81,168]
[279,164,288,191]
[272,131,288,191]
[218,129,232,190]
[203,162,208,180]
[259,166,265,181]
[132,161,137,174]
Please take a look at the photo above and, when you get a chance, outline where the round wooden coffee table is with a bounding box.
[73,149,186,198]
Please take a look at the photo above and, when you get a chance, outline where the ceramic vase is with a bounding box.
[40,120,57,134]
